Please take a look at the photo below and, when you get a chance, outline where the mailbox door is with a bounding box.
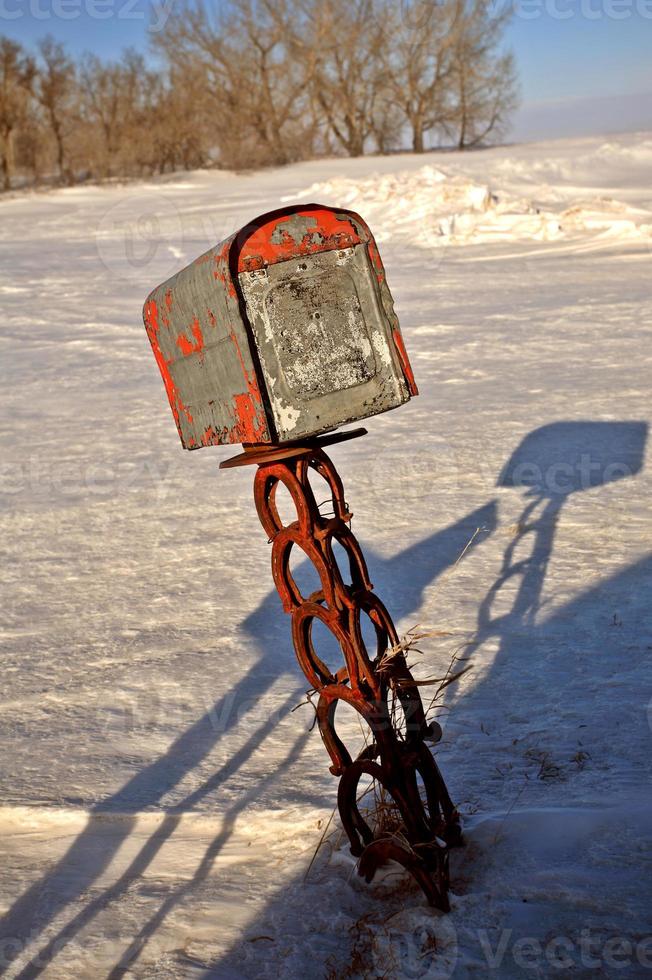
[239,243,409,441]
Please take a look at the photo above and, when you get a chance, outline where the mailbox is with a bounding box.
[143,204,418,448]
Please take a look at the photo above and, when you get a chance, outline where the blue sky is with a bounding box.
[1,0,651,141]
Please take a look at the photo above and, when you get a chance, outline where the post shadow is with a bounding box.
[1,499,497,977]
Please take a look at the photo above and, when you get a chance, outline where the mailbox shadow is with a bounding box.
[443,419,649,801]
[473,420,647,640]
[207,419,649,978]
[0,498,497,978]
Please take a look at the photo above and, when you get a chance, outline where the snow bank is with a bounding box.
[292,164,652,248]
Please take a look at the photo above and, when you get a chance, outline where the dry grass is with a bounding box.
[304,625,477,881]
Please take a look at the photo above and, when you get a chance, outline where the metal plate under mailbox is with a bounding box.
[240,243,408,442]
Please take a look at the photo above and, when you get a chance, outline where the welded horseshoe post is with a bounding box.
[143,205,462,910]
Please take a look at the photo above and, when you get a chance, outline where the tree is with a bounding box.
[449,0,519,149]
[15,112,49,183]
[155,0,313,169]
[135,64,210,174]
[381,0,460,153]
[295,0,388,157]
[34,36,76,183]
[0,37,35,191]
[78,49,147,178]
[0,6,521,191]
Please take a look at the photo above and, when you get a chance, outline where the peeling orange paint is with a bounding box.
[366,240,385,283]
[213,241,237,298]
[228,328,267,443]
[391,327,419,396]
[201,425,218,446]
[143,299,194,438]
[176,317,204,357]
[237,209,363,273]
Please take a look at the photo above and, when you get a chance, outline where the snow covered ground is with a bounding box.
[1,132,651,978]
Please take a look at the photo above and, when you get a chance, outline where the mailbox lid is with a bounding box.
[235,204,418,442]
[240,241,409,440]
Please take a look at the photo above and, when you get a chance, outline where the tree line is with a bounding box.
[0,0,517,191]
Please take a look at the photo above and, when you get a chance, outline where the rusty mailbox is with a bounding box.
[143,204,418,448]
[143,204,461,911]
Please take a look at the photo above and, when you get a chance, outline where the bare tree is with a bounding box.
[15,112,49,184]
[380,0,460,153]
[155,0,313,169]
[135,64,210,174]
[291,0,388,157]
[0,37,35,190]
[78,54,123,177]
[34,36,76,183]
[369,95,405,155]
[78,49,148,178]
[1,4,521,191]
[449,0,519,149]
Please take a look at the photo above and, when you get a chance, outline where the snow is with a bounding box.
[1,131,651,978]
[290,163,652,247]
[287,139,652,250]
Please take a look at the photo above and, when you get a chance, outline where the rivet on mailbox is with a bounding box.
[143,204,461,911]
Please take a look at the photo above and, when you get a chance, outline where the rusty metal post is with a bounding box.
[222,430,461,910]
